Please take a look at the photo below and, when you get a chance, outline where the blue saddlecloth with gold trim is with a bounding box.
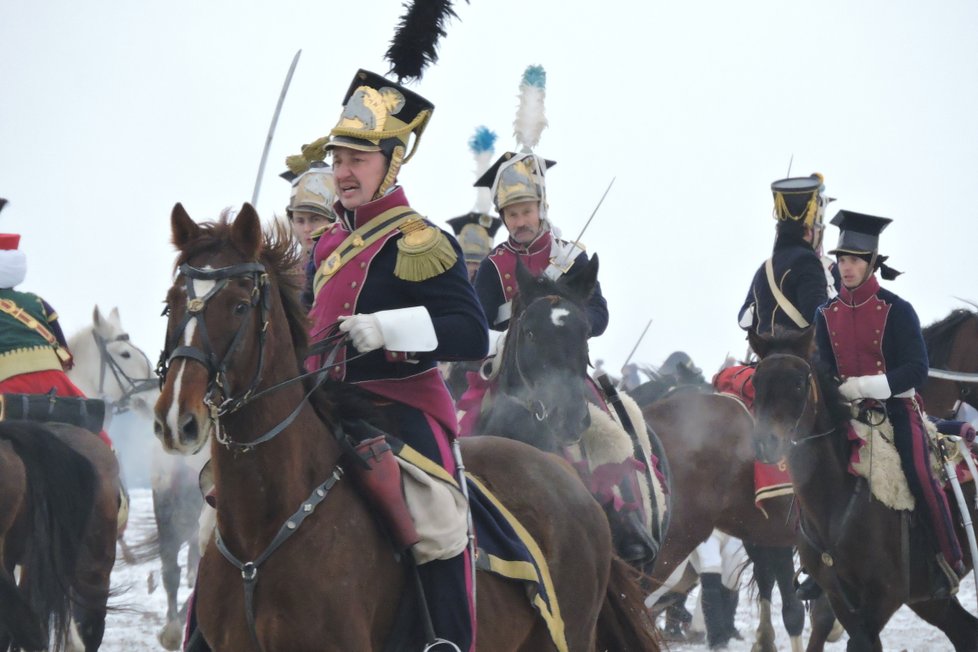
[395,442,568,652]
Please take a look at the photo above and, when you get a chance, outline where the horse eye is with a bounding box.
[121,352,132,359]
[525,329,534,341]
[234,302,249,315]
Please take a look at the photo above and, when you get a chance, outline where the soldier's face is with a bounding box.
[290,210,329,254]
[332,148,388,210]
[502,201,542,244]
[837,254,871,288]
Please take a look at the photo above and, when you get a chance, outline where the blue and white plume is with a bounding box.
[469,126,497,214]
[514,65,547,152]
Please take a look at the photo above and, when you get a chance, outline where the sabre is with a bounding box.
[928,368,978,383]
[937,435,978,608]
[786,153,794,177]
[555,176,616,269]
[251,49,302,206]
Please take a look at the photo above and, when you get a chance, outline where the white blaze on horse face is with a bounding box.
[191,272,216,300]
[550,307,570,327]
[165,316,198,437]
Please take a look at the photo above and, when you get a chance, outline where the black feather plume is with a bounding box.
[385,0,464,82]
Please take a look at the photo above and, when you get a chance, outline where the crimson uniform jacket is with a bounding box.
[474,230,608,335]
[814,275,928,393]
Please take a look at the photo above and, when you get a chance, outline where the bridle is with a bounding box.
[157,260,359,453]
[158,261,271,419]
[755,355,836,458]
[505,294,583,423]
[92,329,157,415]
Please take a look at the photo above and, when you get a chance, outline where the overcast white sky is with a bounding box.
[2,0,976,377]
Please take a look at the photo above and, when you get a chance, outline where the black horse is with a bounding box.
[751,327,978,652]
[469,255,666,573]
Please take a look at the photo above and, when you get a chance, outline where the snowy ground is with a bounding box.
[102,489,975,651]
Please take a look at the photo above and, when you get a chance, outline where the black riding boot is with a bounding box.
[700,572,730,649]
[720,583,742,640]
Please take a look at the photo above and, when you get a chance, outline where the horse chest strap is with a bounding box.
[214,466,344,652]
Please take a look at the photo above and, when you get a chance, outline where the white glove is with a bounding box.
[339,307,438,354]
[339,314,384,353]
[839,374,892,401]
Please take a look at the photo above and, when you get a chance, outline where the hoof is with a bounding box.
[158,618,184,651]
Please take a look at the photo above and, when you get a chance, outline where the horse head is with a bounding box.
[154,203,306,455]
[67,305,159,419]
[748,327,823,463]
[493,254,599,448]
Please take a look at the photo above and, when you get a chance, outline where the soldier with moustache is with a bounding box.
[472,151,608,335]
[293,69,488,651]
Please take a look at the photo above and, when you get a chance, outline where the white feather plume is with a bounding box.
[513,65,548,152]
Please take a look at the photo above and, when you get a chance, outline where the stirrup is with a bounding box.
[422,639,462,652]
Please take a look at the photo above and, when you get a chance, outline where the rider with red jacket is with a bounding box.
[814,209,964,595]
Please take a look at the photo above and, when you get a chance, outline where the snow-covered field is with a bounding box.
[102,489,975,651]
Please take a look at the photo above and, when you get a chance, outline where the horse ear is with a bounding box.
[747,330,770,360]
[93,305,103,328]
[109,307,121,328]
[797,326,816,359]
[230,203,262,260]
[171,203,200,249]
[563,253,599,302]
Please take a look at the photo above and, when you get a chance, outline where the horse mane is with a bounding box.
[922,308,977,370]
[175,210,309,363]
[813,360,851,429]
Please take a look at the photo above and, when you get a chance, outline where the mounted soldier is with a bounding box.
[739,173,835,336]
[462,66,660,570]
[279,161,338,310]
[813,209,965,597]
[441,127,503,401]
[294,68,489,651]
[0,203,111,448]
[472,67,608,336]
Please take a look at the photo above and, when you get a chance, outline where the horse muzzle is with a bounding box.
[154,402,211,455]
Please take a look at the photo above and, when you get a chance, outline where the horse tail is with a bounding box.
[0,421,98,651]
[595,556,661,651]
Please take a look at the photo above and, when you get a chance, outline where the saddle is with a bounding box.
[0,390,106,435]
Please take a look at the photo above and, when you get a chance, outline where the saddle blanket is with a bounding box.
[395,443,569,652]
[848,414,978,511]
[713,364,756,411]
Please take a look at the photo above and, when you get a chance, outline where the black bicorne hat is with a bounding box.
[828,210,893,256]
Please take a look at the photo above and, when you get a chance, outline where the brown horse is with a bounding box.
[0,420,119,652]
[921,306,978,419]
[750,328,978,652]
[639,386,806,652]
[152,204,657,651]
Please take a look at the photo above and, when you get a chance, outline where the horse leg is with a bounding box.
[769,545,805,652]
[909,597,978,652]
[187,528,201,588]
[744,543,777,652]
[159,533,181,622]
[805,594,838,652]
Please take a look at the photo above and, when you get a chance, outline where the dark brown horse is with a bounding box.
[639,386,806,652]
[922,306,978,419]
[152,204,657,651]
[0,420,119,652]
[750,328,978,652]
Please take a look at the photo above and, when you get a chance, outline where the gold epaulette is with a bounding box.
[310,224,329,239]
[395,218,458,282]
